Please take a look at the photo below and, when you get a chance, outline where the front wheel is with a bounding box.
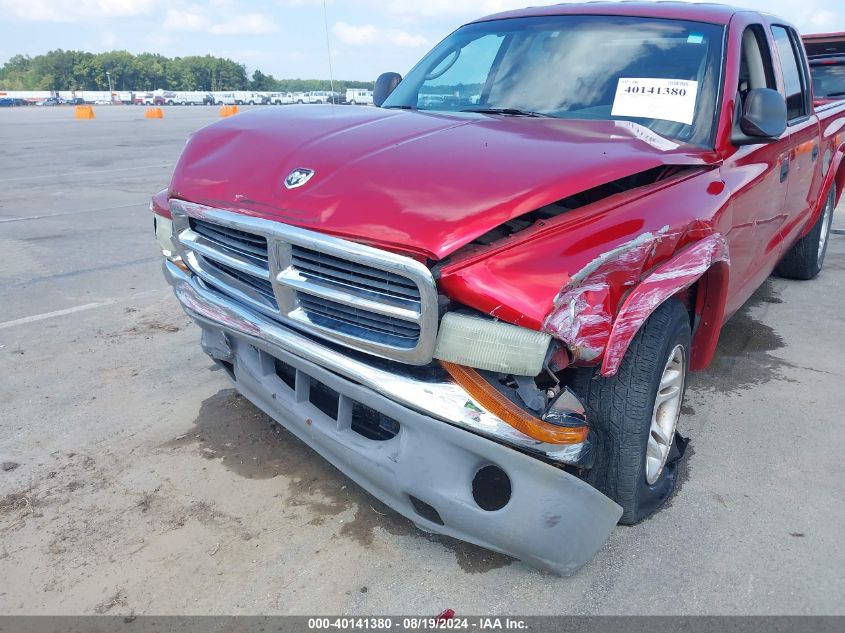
[776,185,836,280]
[571,299,690,524]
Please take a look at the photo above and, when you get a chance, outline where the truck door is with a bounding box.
[720,24,786,314]
[770,24,823,248]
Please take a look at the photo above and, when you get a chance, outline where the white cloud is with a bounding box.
[333,22,378,45]
[162,8,277,35]
[333,21,426,48]
[163,9,211,31]
[389,30,428,48]
[210,13,278,34]
[0,0,157,21]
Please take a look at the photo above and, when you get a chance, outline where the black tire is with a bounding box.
[776,185,836,280]
[571,299,691,525]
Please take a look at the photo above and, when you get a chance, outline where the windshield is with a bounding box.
[383,15,725,147]
[811,62,845,98]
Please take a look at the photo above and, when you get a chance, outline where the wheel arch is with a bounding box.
[800,142,844,239]
[600,234,730,377]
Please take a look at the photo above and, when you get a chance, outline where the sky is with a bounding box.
[0,0,843,81]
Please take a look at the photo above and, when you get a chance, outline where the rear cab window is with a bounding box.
[771,25,812,121]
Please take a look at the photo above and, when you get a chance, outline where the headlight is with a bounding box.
[433,313,551,376]
[154,215,176,257]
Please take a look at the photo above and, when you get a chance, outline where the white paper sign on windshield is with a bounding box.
[611,78,699,126]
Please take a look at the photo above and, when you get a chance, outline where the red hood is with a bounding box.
[170,106,714,260]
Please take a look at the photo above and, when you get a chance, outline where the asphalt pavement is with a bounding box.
[1,105,843,615]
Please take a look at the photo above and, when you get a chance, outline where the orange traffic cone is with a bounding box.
[145,107,164,119]
[74,105,95,119]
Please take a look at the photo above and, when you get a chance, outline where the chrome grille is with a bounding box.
[291,246,421,304]
[297,294,421,348]
[203,258,278,308]
[170,200,438,365]
[190,218,268,266]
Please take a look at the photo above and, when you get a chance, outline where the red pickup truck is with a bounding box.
[803,32,845,106]
[152,2,845,574]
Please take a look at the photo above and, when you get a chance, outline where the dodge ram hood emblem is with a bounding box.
[284,168,315,190]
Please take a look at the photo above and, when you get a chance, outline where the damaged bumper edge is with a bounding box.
[164,260,622,574]
[165,260,592,466]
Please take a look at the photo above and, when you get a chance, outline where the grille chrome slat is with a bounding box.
[277,269,421,322]
[195,230,268,263]
[180,232,270,279]
[171,201,439,365]
[190,219,267,247]
[205,260,277,305]
[292,247,420,300]
[297,296,421,339]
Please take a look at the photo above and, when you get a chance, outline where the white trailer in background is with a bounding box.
[346,89,373,105]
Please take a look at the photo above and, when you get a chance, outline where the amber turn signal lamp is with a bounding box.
[440,361,588,445]
[172,258,190,273]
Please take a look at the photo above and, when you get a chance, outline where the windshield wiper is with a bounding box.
[460,107,553,118]
[383,104,419,110]
[825,91,845,97]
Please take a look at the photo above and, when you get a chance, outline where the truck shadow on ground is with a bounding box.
[671,276,828,507]
[686,279,793,396]
[165,389,514,574]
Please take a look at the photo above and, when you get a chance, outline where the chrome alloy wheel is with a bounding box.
[646,344,686,485]
[818,191,834,260]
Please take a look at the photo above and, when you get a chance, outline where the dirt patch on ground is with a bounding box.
[164,389,513,574]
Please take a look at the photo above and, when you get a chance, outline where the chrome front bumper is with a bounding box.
[165,260,591,466]
[165,260,622,574]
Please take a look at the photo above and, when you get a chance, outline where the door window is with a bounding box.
[771,25,809,120]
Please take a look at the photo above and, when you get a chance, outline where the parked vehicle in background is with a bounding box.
[292,92,307,104]
[306,90,329,103]
[36,98,60,106]
[803,32,845,106]
[803,31,845,58]
[178,92,208,105]
[117,91,134,105]
[306,90,344,104]
[152,3,845,575]
[203,93,215,105]
[0,97,29,107]
[230,92,267,105]
[162,91,186,106]
[808,56,845,105]
[215,93,236,105]
[346,89,374,105]
[269,92,294,105]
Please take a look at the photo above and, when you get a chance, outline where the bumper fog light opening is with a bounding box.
[472,465,512,512]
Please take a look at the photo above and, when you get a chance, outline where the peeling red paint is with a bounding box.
[542,228,673,363]
[600,234,729,376]
[540,231,728,373]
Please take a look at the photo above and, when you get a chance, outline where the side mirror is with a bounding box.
[374,72,402,107]
[732,88,787,146]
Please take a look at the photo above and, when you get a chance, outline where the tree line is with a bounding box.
[0,50,374,93]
